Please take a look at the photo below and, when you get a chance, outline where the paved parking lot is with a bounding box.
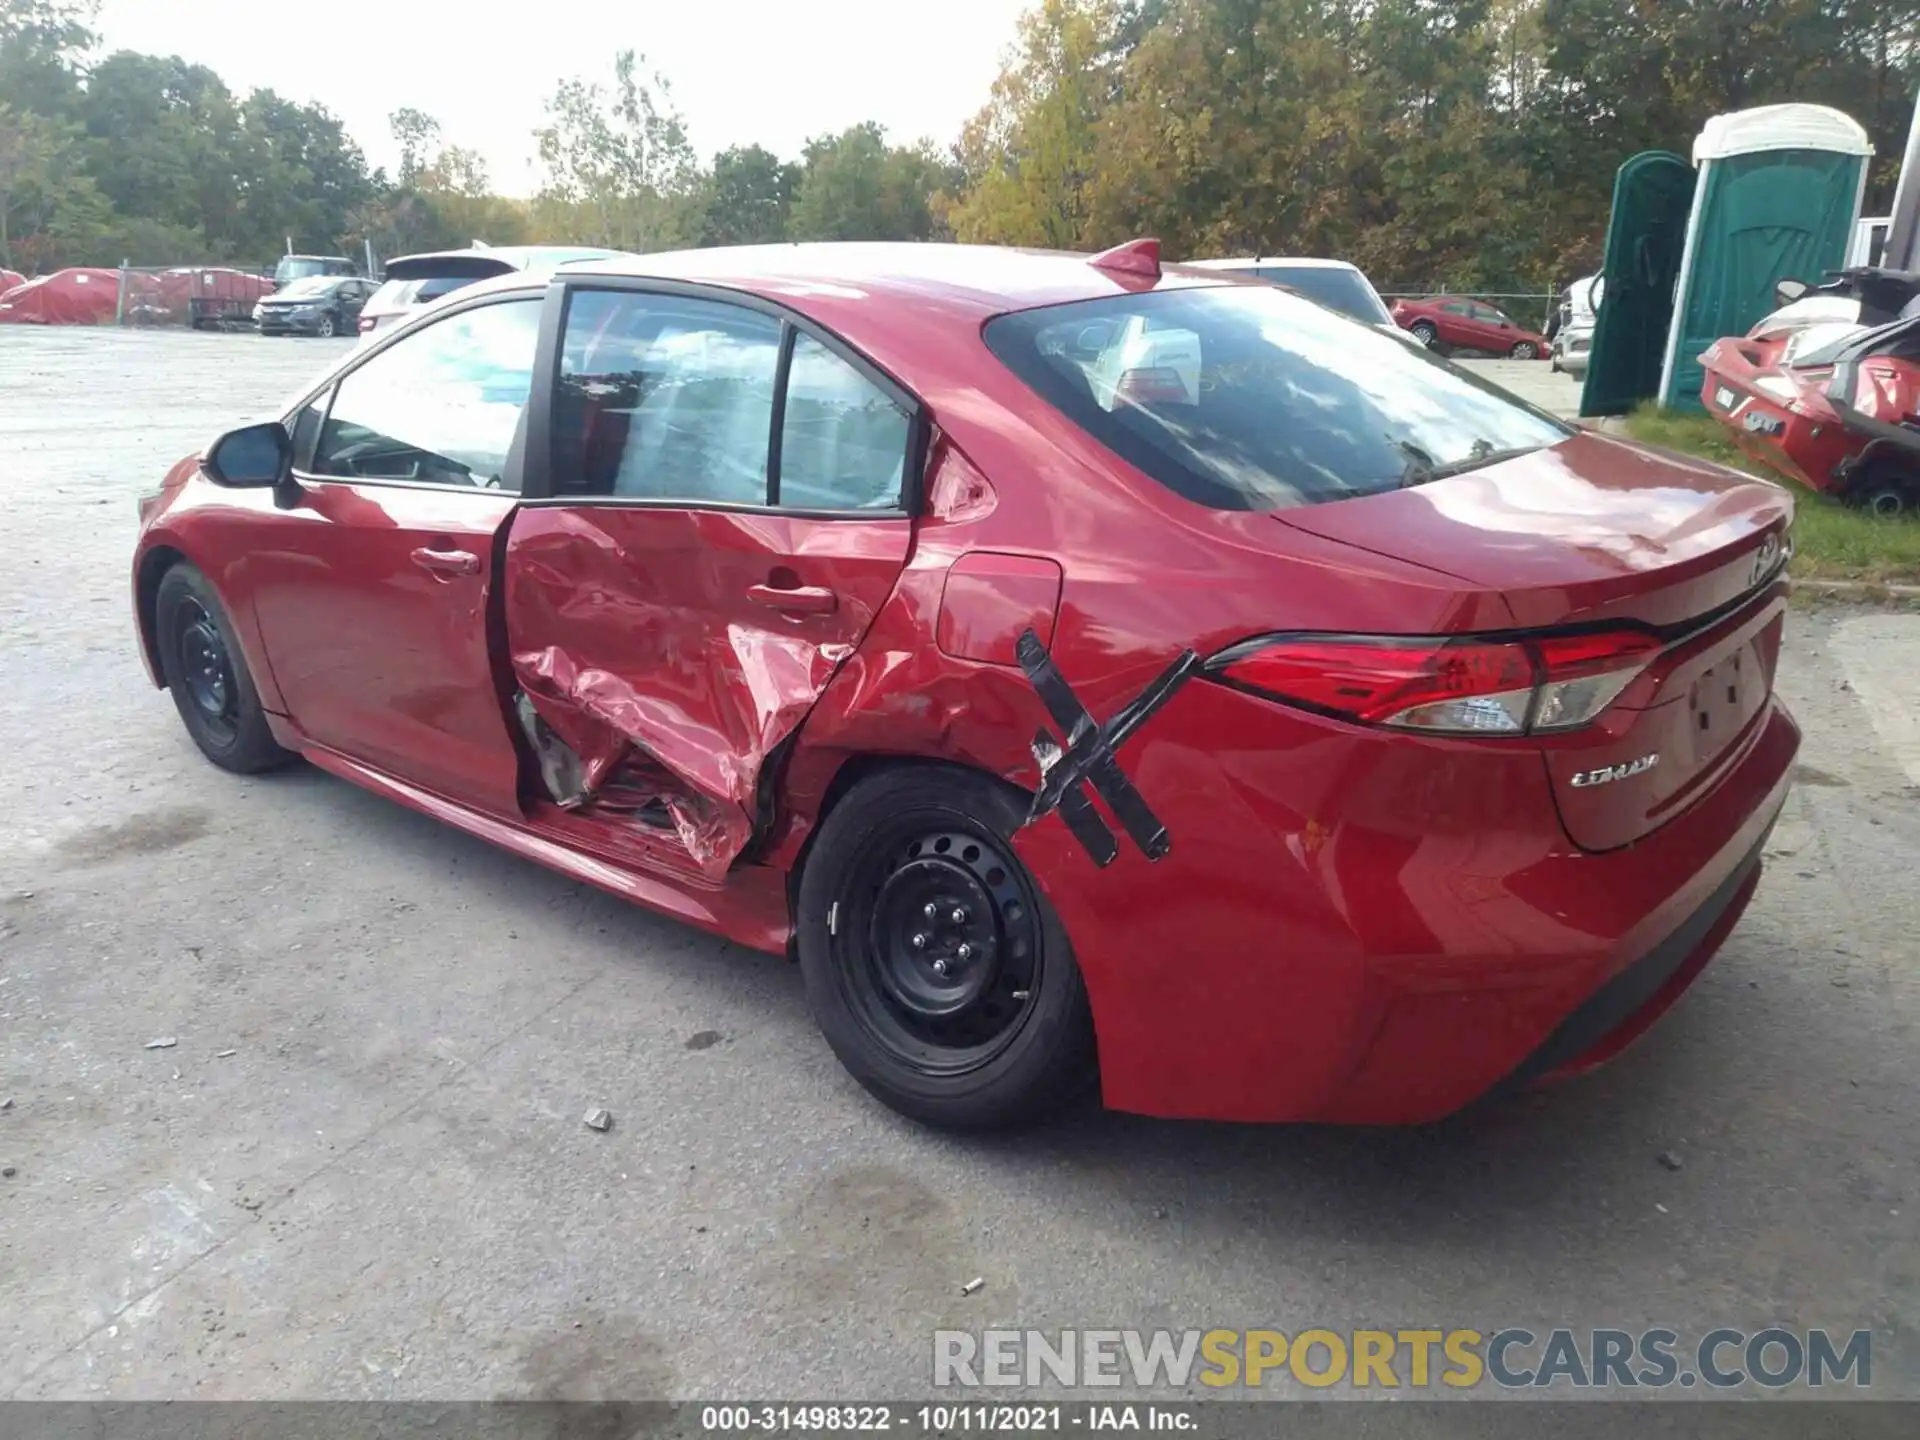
[0,327,1914,1402]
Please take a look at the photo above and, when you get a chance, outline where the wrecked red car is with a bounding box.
[133,241,1798,1130]
[1700,269,1920,516]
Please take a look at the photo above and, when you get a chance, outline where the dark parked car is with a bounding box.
[1391,294,1550,358]
[134,240,1797,1131]
[253,276,375,337]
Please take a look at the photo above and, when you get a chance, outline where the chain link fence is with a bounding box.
[112,263,276,329]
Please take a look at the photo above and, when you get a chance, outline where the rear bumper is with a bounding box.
[1699,347,1861,492]
[1016,680,1799,1125]
[257,314,328,334]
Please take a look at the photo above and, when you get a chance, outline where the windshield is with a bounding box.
[984,285,1571,512]
[275,277,341,299]
[275,257,341,284]
[1257,266,1393,325]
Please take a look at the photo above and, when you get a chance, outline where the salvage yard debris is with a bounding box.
[144,1037,178,1050]
[583,1107,613,1132]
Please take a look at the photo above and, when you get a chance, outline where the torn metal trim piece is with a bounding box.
[1015,627,1201,866]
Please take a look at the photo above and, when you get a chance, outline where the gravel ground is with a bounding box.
[0,327,1913,1405]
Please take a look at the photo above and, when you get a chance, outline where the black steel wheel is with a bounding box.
[798,765,1096,1129]
[154,564,296,774]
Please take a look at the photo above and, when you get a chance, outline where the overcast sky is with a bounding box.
[92,0,1032,196]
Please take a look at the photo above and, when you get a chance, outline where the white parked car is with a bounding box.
[357,244,630,343]
[1551,273,1604,378]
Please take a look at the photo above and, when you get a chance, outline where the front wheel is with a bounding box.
[155,564,297,774]
[1409,320,1438,348]
[1510,341,1538,359]
[315,313,338,338]
[797,765,1097,1130]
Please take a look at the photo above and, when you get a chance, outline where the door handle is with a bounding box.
[747,582,837,614]
[411,546,481,577]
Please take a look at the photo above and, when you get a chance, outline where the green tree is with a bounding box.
[695,144,799,246]
[0,0,92,119]
[0,101,110,269]
[532,50,701,250]
[789,123,956,242]
[389,106,441,189]
[951,0,1128,247]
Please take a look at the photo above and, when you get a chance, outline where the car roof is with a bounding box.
[395,244,1243,403]
[1182,256,1363,272]
[555,242,1228,319]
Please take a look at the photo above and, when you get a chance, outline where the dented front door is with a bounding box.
[503,283,921,877]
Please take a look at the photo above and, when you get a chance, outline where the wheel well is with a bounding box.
[136,545,186,687]
[780,753,1034,960]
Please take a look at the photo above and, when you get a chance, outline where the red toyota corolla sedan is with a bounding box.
[132,240,1798,1130]
[1391,294,1551,358]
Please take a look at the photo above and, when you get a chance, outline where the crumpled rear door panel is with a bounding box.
[502,504,912,877]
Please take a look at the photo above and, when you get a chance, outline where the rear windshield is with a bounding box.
[366,275,481,312]
[984,286,1571,511]
[1256,265,1392,325]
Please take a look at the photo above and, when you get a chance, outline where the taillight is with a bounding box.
[358,316,375,332]
[1115,367,1190,405]
[1216,630,1660,736]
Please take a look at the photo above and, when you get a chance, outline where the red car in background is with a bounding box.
[133,240,1796,1131]
[1392,294,1551,358]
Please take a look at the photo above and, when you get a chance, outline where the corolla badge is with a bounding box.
[1570,754,1660,788]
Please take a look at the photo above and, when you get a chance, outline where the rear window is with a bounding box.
[365,275,481,313]
[1255,265,1392,325]
[984,285,1571,512]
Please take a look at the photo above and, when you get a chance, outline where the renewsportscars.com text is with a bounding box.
[932,1327,1871,1391]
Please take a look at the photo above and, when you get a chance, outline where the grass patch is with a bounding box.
[1619,405,1920,586]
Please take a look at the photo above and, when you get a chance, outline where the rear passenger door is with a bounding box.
[503,281,923,877]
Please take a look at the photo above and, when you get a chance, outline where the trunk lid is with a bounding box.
[1279,431,1793,850]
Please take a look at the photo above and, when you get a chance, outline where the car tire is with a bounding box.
[1510,341,1538,359]
[1409,321,1438,348]
[315,313,338,338]
[155,564,297,774]
[1846,460,1915,519]
[797,764,1098,1130]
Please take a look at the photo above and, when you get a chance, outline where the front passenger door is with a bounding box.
[248,295,544,814]
[504,284,920,876]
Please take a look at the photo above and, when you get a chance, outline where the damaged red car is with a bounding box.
[1699,269,1920,516]
[133,241,1799,1130]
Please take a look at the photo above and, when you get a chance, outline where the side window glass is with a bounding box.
[311,298,541,490]
[289,393,328,470]
[554,289,779,502]
[778,335,910,510]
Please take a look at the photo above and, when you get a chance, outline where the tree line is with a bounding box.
[2,0,1916,292]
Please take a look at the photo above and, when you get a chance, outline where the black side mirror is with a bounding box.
[203,421,292,489]
[1774,278,1809,307]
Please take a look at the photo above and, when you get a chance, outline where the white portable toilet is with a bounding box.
[1659,104,1873,410]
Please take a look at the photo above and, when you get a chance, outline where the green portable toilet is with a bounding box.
[1658,104,1873,411]
[1579,151,1696,418]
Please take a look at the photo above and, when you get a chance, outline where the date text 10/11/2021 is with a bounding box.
[700,1404,1195,1432]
